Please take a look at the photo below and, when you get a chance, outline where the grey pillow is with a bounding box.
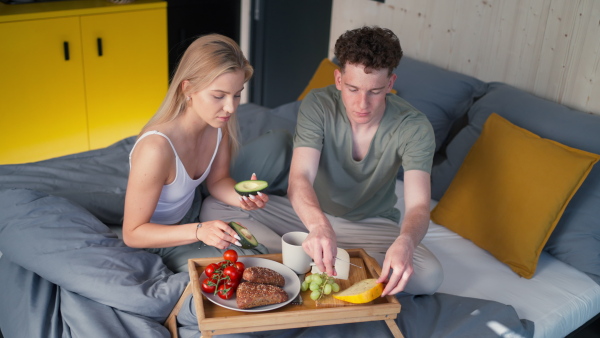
[431,82,600,284]
[237,101,300,144]
[393,57,487,153]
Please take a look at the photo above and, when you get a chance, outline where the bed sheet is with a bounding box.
[393,180,600,338]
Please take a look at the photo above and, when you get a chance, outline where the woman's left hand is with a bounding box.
[239,173,269,210]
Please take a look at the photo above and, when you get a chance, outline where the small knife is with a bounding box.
[336,256,362,269]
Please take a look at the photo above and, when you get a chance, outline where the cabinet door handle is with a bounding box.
[63,42,70,61]
[97,38,103,57]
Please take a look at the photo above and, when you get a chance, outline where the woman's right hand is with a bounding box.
[196,220,242,249]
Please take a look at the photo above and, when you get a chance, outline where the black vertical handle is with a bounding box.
[97,38,103,57]
[63,41,70,61]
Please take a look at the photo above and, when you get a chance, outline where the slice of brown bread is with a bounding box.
[236,282,289,309]
[242,266,285,287]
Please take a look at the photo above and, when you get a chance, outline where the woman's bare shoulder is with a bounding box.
[131,132,175,167]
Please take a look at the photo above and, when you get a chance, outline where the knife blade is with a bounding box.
[336,256,362,268]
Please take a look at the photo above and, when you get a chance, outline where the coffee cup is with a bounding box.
[281,231,312,274]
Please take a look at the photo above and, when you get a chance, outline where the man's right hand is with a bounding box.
[302,225,338,276]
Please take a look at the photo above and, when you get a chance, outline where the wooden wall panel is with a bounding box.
[329,0,600,115]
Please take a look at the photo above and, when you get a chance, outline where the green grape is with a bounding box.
[332,282,340,292]
[311,275,323,285]
[302,273,339,301]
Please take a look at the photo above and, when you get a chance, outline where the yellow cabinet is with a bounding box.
[0,0,167,164]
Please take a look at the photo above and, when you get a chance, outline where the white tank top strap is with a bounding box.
[129,130,177,164]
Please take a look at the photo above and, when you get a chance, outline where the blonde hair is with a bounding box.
[142,34,253,155]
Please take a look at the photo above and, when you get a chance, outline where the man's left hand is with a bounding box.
[377,235,416,296]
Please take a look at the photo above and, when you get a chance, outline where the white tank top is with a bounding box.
[129,129,222,225]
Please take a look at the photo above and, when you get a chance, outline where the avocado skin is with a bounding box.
[234,180,269,196]
[228,221,259,249]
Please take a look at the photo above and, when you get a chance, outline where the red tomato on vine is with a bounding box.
[234,261,245,275]
[200,278,216,294]
[204,263,219,278]
[223,249,238,263]
[223,266,241,283]
[217,284,235,300]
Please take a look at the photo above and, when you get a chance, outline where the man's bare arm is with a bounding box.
[287,147,337,276]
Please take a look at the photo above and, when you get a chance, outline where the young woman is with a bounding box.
[123,34,269,272]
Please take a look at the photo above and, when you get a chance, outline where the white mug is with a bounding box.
[281,231,312,274]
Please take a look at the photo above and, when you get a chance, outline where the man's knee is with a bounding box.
[406,257,444,295]
[417,262,444,295]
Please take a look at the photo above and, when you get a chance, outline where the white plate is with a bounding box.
[200,257,301,312]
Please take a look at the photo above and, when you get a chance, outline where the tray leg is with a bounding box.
[385,319,404,338]
[165,282,193,338]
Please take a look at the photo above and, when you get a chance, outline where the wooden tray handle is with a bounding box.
[361,251,383,279]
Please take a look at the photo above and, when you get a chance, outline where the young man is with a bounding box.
[201,26,443,296]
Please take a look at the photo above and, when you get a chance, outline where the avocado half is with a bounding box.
[228,221,259,249]
[234,180,269,196]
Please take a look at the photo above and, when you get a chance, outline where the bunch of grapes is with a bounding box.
[301,272,341,301]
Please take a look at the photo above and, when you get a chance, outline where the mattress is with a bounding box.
[394,180,600,338]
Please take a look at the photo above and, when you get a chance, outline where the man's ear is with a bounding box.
[334,69,343,90]
[387,73,397,93]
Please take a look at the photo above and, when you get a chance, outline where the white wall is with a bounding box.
[330,0,600,115]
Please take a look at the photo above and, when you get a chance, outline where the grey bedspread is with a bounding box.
[0,138,189,338]
[174,290,533,338]
[0,103,533,338]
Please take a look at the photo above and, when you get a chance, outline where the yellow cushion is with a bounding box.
[430,113,600,278]
[297,58,397,100]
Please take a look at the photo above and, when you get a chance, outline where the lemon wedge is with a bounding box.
[332,278,383,304]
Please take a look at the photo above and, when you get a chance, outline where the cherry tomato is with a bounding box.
[217,260,231,269]
[210,273,224,288]
[234,261,245,275]
[223,266,241,283]
[204,263,219,278]
[200,278,216,294]
[223,249,238,263]
[217,284,235,300]
[224,279,239,291]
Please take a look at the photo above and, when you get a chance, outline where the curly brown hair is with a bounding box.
[334,26,402,75]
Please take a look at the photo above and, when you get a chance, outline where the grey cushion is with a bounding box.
[393,57,487,152]
[237,101,300,144]
[234,101,301,195]
[431,82,600,284]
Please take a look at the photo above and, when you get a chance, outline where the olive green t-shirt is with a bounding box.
[293,85,435,223]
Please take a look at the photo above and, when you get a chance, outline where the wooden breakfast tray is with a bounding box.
[164,248,403,338]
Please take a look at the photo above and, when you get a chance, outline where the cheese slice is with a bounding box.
[332,278,383,304]
[310,248,350,280]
